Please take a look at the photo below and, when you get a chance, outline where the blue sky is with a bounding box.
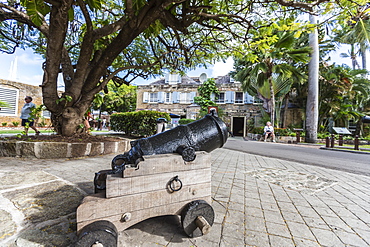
[0,46,365,87]
[0,49,234,87]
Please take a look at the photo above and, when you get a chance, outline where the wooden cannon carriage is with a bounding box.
[75,152,214,246]
[75,113,227,246]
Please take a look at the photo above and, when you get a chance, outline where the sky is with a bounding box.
[0,46,366,87]
[0,49,235,87]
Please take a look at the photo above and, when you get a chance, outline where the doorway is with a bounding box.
[232,117,245,136]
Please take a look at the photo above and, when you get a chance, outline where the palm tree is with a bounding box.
[318,64,370,134]
[232,24,311,127]
[335,4,370,71]
[306,13,319,143]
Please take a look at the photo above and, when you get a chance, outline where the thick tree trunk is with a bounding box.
[305,14,319,143]
[269,78,275,127]
[360,44,367,70]
[283,96,289,128]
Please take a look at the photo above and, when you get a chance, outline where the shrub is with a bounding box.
[178,119,195,125]
[12,121,19,127]
[110,110,171,137]
[1,122,7,126]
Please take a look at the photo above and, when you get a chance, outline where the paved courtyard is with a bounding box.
[0,144,369,246]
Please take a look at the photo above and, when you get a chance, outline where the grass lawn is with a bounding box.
[0,129,55,134]
[0,129,107,135]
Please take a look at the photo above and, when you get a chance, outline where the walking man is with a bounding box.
[21,96,40,136]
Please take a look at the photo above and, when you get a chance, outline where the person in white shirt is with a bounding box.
[263,121,275,142]
[20,96,40,136]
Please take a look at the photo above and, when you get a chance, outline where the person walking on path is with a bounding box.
[20,96,40,136]
[263,121,275,142]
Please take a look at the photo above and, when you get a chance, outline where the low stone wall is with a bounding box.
[0,139,131,158]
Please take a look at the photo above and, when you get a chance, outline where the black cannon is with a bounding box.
[362,116,370,124]
[111,111,228,173]
[94,111,228,192]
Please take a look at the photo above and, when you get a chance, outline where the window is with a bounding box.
[215,92,225,103]
[165,92,171,103]
[0,86,19,116]
[149,92,158,103]
[235,92,243,104]
[179,92,190,103]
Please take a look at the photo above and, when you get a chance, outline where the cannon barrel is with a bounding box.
[111,113,228,173]
[362,116,370,124]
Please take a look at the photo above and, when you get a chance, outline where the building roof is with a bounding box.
[150,75,200,85]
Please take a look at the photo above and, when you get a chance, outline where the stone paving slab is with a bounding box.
[0,147,369,246]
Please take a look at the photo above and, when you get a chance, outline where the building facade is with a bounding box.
[0,79,49,126]
[136,74,262,137]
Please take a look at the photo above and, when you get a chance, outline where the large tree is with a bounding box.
[0,0,355,136]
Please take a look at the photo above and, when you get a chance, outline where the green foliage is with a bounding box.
[232,18,311,127]
[55,96,72,106]
[0,100,10,107]
[2,122,7,126]
[29,104,45,120]
[194,78,219,111]
[110,110,170,137]
[12,121,19,127]
[178,119,195,125]
[92,82,137,114]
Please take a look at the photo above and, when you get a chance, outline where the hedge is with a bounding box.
[178,119,195,125]
[110,110,171,137]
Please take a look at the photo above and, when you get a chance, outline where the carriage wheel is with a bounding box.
[75,220,118,247]
[181,200,214,238]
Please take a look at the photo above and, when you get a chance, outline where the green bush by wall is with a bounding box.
[178,119,195,125]
[110,110,171,136]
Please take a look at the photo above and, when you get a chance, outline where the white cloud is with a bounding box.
[212,57,234,77]
[17,52,44,66]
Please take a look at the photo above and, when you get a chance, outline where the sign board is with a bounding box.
[332,127,352,135]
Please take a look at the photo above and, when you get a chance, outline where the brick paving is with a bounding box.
[0,145,369,246]
[119,148,370,246]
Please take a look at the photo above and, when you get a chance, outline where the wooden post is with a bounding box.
[326,137,330,148]
[330,134,335,148]
[354,135,359,150]
[339,135,343,146]
[296,131,300,143]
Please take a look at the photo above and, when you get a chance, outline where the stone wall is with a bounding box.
[0,79,43,125]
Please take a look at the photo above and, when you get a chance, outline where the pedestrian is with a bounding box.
[263,121,275,142]
[21,96,40,136]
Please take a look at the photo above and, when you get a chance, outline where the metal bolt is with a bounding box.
[121,212,131,222]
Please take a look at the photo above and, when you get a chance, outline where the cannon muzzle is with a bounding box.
[362,116,370,124]
[111,113,228,173]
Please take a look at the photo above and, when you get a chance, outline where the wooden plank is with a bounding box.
[77,196,211,233]
[77,182,211,229]
[106,167,211,198]
[123,151,211,178]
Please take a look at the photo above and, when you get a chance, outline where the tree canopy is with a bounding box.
[0,0,368,136]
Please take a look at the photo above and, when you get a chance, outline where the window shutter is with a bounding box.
[158,92,164,103]
[190,92,196,103]
[225,91,234,103]
[0,86,19,116]
[143,92,149,103]
[172,92,179,103]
